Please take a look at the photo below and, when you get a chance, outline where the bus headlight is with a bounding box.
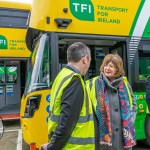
[24,95,41,117]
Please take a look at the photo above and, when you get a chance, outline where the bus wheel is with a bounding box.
[144,114,150,146]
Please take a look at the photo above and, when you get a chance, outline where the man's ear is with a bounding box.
[82,56,87,64]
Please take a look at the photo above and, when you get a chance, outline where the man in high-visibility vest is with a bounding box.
[40,42,99,150]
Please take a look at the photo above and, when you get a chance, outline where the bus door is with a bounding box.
[109,41,127,74]
[55,34,127,80]
[0,60,20,111]
[91,41,126,78]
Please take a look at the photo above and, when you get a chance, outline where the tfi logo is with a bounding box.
[0,35,7,49]
[70,0,94,21]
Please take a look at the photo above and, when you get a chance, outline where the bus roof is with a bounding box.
[29,0,150,38]
[0,0,31,10]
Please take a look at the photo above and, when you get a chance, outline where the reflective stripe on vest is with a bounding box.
[123,77,133,109]
[68,137,95,144]
[49,112,93,123]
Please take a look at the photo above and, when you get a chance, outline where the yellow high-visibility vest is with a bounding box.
[48,68,95,150]
[86,76,133,111]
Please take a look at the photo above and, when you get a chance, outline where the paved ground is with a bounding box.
[0,131,18,150]
[0,120,150,150]
[0,120,22,150]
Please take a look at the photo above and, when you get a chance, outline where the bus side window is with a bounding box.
[138,43,150,80]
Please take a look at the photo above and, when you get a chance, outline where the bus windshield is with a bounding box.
[26,34,50,93]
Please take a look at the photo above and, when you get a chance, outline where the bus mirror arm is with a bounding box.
[54,18,72,29]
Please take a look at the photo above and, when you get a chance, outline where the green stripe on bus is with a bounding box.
[129,1,145,36]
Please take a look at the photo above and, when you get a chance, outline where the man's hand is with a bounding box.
[39,143,49,150]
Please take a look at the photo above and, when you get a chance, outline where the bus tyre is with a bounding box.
[144,114,150,146]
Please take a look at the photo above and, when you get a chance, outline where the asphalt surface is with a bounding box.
[0,120,22,150]
[0,120,150,150]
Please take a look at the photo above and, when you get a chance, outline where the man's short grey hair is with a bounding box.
[67,42,90,62]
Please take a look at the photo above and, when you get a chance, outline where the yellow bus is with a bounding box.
[20,0,150,148]
[0,0,31,120]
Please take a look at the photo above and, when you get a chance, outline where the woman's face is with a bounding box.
[103,61,118,82]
